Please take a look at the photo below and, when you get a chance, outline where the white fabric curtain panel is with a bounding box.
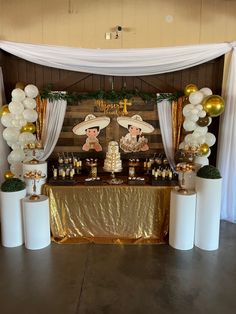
[0,40,234,76]
[0,68,10,183]
[39,99,67,161]
[217,47,236,222]
[157,99,175,170]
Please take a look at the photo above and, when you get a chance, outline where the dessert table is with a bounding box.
[43,178,175,244]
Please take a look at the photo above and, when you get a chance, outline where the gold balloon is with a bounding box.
[15,82,26,90]
[0,104,10,117]
[21,122,36,133]
[197,116,210,127]
[184,84,198,96]
[202,95,225,117]
[4,170,14,180]
[199,143,209,156]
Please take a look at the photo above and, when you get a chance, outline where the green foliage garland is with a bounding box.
[41,85,183,104]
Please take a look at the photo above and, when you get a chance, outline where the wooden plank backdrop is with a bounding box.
[0,51,224,163]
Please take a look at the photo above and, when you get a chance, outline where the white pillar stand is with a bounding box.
[169,189,196,250]
[0,189,26,247]
[22,195,51,250]
[195,177,222,251]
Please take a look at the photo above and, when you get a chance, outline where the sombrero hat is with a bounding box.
[73,114,110,135]
[117,115,154,133]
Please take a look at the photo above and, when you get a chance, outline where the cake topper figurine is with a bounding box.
[72,114,110,152]
[117,114,154,153]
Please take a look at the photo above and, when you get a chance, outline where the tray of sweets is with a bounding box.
[48,178,77,186]
[84,178,107,186]
[151,179,178,186]
[127,177,146,185]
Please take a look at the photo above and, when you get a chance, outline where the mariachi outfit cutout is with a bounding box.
[72,114,110,152]
[117,114,154,153]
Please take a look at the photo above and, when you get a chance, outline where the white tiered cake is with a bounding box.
[104,141,122,172]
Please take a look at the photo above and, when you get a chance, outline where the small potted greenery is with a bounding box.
[195,165,222,251]
[0,178,26,247]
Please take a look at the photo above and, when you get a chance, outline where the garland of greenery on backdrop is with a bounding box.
[41,85,182,103]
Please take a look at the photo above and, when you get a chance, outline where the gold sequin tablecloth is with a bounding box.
[43,184,172,244]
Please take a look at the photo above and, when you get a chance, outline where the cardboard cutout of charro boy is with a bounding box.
[117,114,154,153]
[72,114,110,152]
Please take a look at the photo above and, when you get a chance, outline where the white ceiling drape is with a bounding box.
[1,40,236,222]
[0,40,234,76]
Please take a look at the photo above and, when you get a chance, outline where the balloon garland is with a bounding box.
[179,84,225,166]
[1,83,39,178]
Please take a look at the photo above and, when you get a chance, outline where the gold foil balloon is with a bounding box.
[15,82,26,90]
[199,143,209,156]
[197,116,210,127]
[21,122,36,133]
[4,170,14,180]
[0,105,10,117]
[184,84,198,96]
[202,95,225,117]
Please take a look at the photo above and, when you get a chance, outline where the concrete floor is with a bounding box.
[0,221,236,314]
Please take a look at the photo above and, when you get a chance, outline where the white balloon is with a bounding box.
[179,141,185,149]
[185,134,194,143]
[9,101,24,115]
[183,109,192,118]
[205,133,216,147]
[23,109,38,122]
[183,120,196,131]
[9,148,25,163]
[194,156,209,167]
[12,143,21,150]
[207,117,212,126]
[7,153,14,164]
[205,148,211,158]
[15,114,24,120]
[11,88,26,102]
[10,162,23,178]
[23,97,37,109]
[200,87,213,97]
[191,108,199,115]
[24,84,39,98]
[19,119,27,127]
[7,141,15,148]
[1,113,14,127]
[188,114,199,122]
[196,104,203,111]
[189,91,204,105]
[194,126,208,135]
[3,127,20,142]
[196,135,206,145]
[12,119,22,128]
[183,104,195,117]
[198,110,207,118]
[18,132,36,145]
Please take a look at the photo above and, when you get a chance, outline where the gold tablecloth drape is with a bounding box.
[43,184,173,244]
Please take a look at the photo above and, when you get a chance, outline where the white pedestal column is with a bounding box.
[22,195,51,250]
[195,177,222,251]
[0,189,26,247]
[169,189,196,250]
